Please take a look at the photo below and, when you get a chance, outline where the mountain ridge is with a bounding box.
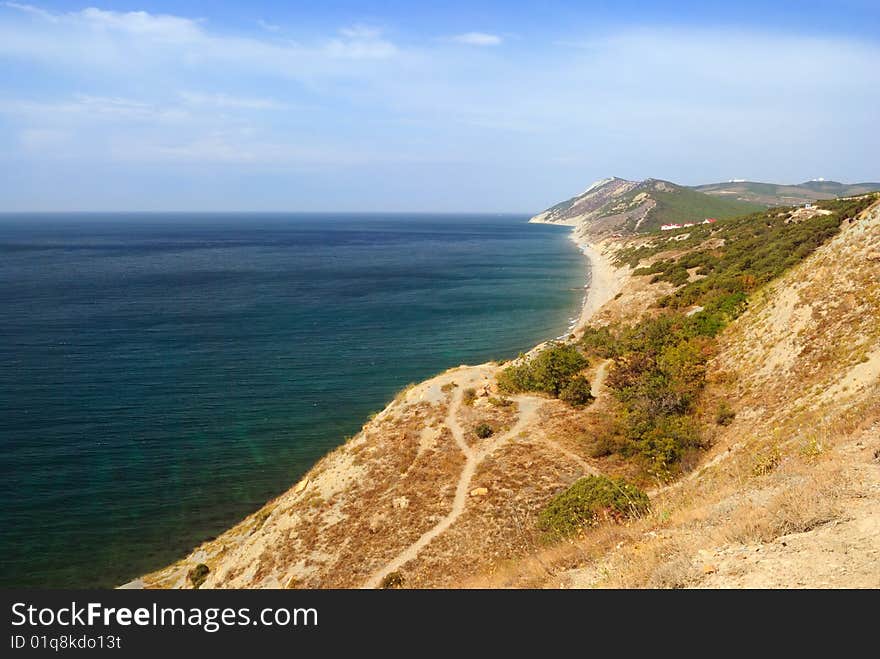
[530,177,761,235]
[694,179,880,206]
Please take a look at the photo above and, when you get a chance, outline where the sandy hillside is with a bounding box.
[484,199,880,589]
[134,240,638,589]
[134,199,880,590]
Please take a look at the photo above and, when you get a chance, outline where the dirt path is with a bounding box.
[539,438,599,476]
[531,361,610,478]
[591,359,611,398]
[362,389,541,588]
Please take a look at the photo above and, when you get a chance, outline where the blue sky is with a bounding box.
[1,1,878,211]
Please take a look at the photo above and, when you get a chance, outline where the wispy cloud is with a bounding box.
[0,4,400,81]
[256,18,280,33]
[0,3,878,210]
[451,32,502,46]
[3,1,57,21]
[326,25,397,59]
[0,94,188,121]
[179,92,286,110]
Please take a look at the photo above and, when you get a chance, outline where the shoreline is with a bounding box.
[131,223,630,589]
[532,215,626,339]
[570,234,627,335]
[550,230,628,343]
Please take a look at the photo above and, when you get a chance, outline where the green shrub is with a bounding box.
[597,312,714,471]
[496,362,532,393]
[187,563,210,589]
[584,194,875,475]
[380,571,405,589]
[559,375,594,408]
[588,433,624,458]
[488,396,514,407]
[539,476,649,538]
[497,343,588,397]
[579,325,618,358]
[625,413,704,471]
[716,401,736,426]
[474,422,494,439]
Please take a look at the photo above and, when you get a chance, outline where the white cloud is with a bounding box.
[0,95,188,122]
[451,32,502,46]
[76,7,203,41]
[339,25,383,40]
[0,6,877,189]
[3,1,56,21]
[111,135,434,167]
[325,25,397,59]
[256,19,280,33]
[4,3,202,40]
[0,4,400,79]
[179,92,285,110]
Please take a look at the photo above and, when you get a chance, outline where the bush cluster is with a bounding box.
[559,376,594,408]
[580,195,877,475]
[497,343,589,403]
[474,422,494,439]
[597,313,714,471]
[539,475,649,538]
[715,401,736,426]
[187,563,210,589]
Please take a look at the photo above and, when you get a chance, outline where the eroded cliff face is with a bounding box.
[530,177,750,237]
[138,200,880,590]
[529,177,639,229]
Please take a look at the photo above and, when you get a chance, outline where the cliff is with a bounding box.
[134,194,880,590]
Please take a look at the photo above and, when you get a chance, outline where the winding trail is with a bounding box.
[362,387,540,588]
[539,438,599,476]
[530,360,611,477]
[591,359,611,398]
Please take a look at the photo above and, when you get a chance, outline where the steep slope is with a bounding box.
[529,177,638,228]
[530,177,760,235]
[486,196,880,589]
[601,179,761,233]
[132,247,635,590]
[134,194,879,591]
[694,179,880,206]
[603,197,880,588]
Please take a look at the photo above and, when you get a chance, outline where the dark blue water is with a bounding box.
[0,213,585,588]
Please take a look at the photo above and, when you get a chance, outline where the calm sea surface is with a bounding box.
[0,213,586,587]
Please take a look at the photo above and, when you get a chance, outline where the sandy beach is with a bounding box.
[572,236,628,334]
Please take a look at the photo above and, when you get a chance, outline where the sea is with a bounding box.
[0,213,587,588]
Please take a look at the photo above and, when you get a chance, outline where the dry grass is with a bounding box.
[141,202,880,590]
[720,464,845,545]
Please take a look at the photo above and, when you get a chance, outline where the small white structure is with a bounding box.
[661,218,716,231]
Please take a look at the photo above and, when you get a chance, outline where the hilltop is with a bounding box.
[132,191,880,590]
[531,176,880,236]
[530,177,762,234]
[694,179,880,206]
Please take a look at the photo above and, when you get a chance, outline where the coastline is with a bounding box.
[530,214,627,339]
[570,235,628,335]
[132,224,630,589]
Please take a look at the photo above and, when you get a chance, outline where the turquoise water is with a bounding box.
[0,213,586,588]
